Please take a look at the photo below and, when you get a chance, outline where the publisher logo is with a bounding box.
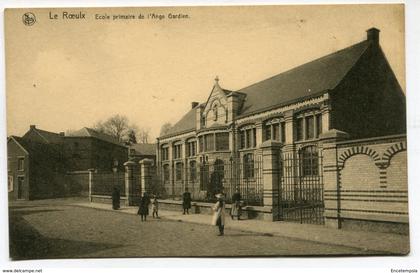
[22,12,36,26]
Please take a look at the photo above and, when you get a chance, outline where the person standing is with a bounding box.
[182,190,192,214]
[151,195,159,218]
[231,188,242,220]
[212,193,226,236]
[112,187,120,210]
[137,192,150,222]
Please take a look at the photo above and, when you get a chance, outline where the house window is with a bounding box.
[175,162,183,181]
[243,153,254,179]
[316,114,323,137]
[204,134,215,151]
[300,146,319,176]
[264,119,281,141]
[215,133,229,151]
[173,143,182,159]
[8,176,13,192]
[280,122,286,143]
[240,127,256,149]
[264,124,271,141]
[213,104,218,121]
[163,164,170,183]
[187,140,196,157]
[189,161,197,182]
[199,136,204,153]
[296,118,304,141]
[18,158,24,171]
[306,116,314,139]
[161,147,169,161]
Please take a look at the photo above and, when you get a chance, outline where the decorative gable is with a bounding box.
[201,77,230,128]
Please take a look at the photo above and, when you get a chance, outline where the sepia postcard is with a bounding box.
[4,4,409,260]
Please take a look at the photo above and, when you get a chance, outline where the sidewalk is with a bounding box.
[72,201,410,255]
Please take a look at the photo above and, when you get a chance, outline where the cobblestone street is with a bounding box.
[8,199,381,260]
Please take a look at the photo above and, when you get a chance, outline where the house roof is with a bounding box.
[163,107,197,137]
[129,143,156,156]
[9,136,60,158]
[23,126,63,144]
[160,39,372,138]
[237,40,371,117]
[67,127,125,147]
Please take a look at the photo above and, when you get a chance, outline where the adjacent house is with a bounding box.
[128,143,157,164]
[64,127,128,172]
[7,125,128,200]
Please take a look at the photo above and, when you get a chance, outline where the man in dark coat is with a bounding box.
[137,192,150,221]
[112,187,120,210]
[182,190,192,214]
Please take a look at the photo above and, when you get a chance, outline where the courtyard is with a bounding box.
[8,198,394,260]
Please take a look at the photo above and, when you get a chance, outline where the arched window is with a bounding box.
[299,146,319,176]
[213,104,218,121]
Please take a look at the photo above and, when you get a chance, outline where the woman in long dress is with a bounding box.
[212,193,226,236]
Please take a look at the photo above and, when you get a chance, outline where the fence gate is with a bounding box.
[278,146,324,225]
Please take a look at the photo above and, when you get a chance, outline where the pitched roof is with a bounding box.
[24,127,63,144]
[129,143,156,156]
[67,127,125,147]
[9,136,60,158]
[160,39,372,137]
[163,107,197,137]
[237,40,371,117]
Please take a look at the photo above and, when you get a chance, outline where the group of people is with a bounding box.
[137,193,159,221]
[111,186,243,236]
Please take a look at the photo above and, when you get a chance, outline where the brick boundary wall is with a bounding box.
[322,133,408,234]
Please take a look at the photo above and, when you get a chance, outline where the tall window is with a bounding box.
[240,127,256,149]
[316,114,323,137]
[280,122,286,143]
[175,162,183,181]
[306,116,314,139]
[199,136,204,153]
[189,161,197,182]
[161,147,169,161]
[187,140,196,157]
[8,176,13,192]
[18,158,24,171]
[216,133,229,151]
[173,143,182,159]
[296,118,304,141]
[300,146,319,176]
[163,164,170,183]
[243,153,254,179]
[213,104,218,121]
[264,119,281,141]
[204,134,215,151]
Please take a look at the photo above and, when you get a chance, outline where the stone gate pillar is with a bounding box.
[319,129,349,229]
[124,160,136,206]
[140,159,153,196]
[261,140,282,221]
[88,168,95,202]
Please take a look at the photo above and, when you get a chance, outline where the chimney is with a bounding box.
[191,102,199,109]
[30,125,36,130]
[366,27,380,44]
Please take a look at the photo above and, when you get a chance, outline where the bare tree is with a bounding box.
[93,114,130,142]
[160,122,172,136]
[138,127,151,144]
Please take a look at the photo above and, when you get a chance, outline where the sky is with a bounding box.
[5,4,405,141]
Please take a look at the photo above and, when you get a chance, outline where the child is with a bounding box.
[151,196,159,218]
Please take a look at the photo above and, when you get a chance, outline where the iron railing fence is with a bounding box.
[277,146,325,225]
